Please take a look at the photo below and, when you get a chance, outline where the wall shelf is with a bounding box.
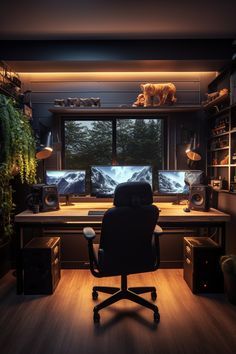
[49,106,202,117]
[208,131,229,139]
[0,61,21,99]
[207,66,236,190]
[202,92,229,110]
[208,165,229,167]
[208,147,229,152]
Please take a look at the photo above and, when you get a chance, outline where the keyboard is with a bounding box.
[88,210,106,216]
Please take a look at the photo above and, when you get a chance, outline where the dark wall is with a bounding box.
[21,71,213,173]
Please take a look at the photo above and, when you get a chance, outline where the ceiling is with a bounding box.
[1,0,236,40]
[1,1,236,73]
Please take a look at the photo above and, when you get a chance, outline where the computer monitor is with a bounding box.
[157,170,204,195]
[45,170,86,204]
[91,165,152,197]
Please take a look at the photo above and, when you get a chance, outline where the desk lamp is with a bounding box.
[36,131,53,160]
[186,132,202,162]
[35,130,53,182]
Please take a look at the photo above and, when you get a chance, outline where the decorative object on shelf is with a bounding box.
[211,115,229,136]
[210,177,227,190]
[229,183,236,192]
[54,97,101,108]
[19,90,32,119]
[67,97,79,107]
[206,67,235,192]
[210,136,229,150]
[0,94,37,245]
[202,88,229,106]
[132,93,145,107]
[212,158,218,165]
[0,61,21,99]
[211,179,223,191]
[220,255,236,305]
[79,97,101,107]
[232,152,236,163]
[138,82,177,107]
[54,98,66,107]
[220,155,229,165]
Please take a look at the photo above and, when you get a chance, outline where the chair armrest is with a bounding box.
[83,227,96,241]
[153,224,164,236]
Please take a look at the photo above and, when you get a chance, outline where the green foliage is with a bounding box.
[0,94,37,243]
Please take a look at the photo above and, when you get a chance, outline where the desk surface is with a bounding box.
[15,202,230,224]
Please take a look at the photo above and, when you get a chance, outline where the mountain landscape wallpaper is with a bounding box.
[158,171,189,194]
[46,170,86,195]
[91,166,152,195]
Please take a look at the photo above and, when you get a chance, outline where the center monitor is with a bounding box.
[157,170,204,194]
[91,165,152,197]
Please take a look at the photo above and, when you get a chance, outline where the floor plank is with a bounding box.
[0,269,236,354]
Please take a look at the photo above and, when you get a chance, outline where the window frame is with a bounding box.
[61,115,167,170]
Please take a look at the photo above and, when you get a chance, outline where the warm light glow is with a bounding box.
[19,71,216,81]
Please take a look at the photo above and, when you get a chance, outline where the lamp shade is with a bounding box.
[186,132,202,161]
[36,131,53,160]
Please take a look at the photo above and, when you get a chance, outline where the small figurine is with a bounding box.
[132,93,145,107]
[79,97,101,107]
[67,97,79,107]
[54,99,65,107]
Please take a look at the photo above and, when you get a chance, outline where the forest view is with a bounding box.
[64,118,164,185]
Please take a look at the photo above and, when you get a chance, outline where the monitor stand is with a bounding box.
[63,195,74,206]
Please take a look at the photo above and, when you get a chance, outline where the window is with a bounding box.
[63,117,165,190]
[117,118,163,166]
[64,120,113,169]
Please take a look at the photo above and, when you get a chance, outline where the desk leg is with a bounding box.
[16,225,23,294]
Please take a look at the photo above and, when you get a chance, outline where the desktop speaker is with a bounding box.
[27,184,60,212]
[189,185,212,211]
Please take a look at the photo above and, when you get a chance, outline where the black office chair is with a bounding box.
[83,181,162,323]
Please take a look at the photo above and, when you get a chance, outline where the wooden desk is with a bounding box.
[15,202,230,294]
[15,202,231,224]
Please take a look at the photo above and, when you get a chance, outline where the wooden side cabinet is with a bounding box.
[23,237,61,294]
[183,237,224,293]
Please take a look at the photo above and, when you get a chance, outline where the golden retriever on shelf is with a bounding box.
[140,83,177,107]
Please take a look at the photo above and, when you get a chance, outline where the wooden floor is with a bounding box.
[0,269,236,354]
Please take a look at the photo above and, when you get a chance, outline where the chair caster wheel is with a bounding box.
[151,290,157,301]
[154,311,160,323]
[93,311,100,323]
[92,290,98,300]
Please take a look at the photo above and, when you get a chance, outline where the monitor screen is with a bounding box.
[45,170,86,195]
[158,170,204,194]
[91,165,152,196]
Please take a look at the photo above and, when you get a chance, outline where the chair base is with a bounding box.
[92,275,160,323]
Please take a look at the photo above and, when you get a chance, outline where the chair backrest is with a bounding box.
[98,182,159,276]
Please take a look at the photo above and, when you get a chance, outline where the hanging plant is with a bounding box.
[0,94,37,244]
